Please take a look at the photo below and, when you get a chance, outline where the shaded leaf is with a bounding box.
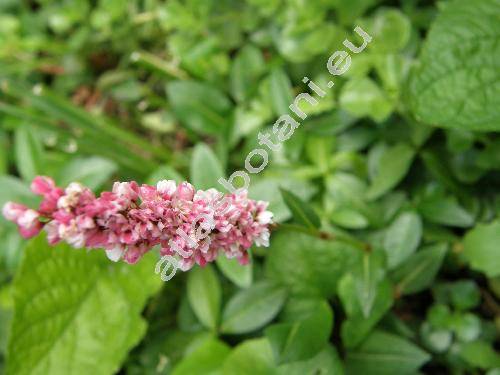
[222,338,275,375]
[187,265,221,330]
[190,143,224,190]
[392,243,448,295]
[266,299,333,364]
[383,211,422,269]
[366,143,415,200]
[464,221,500,277]
[266,231,360,298]
[346,330,430,374]
[216,255,252,289]
[280,188,320,230]
[221,281,287,334]
[172,338,231,375]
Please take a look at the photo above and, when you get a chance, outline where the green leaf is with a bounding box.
[280,188,320,230]
[222,338,275,375]
[167,81,232,135]
[463,221,500,277]
[364,9,411,52]
[190,143,225,190]
[249,177,317,223]
[230,45,266,102]
[187,265,221,330]
[268,68,293,116]
[6,235,161,375]
[407,0,500,131]
[334,0,378,25]
[418,194,475,228]
[366,143,415,200]
[449,280,481,311]
[265,299,333,364]
[339,274,394,348]
[352,250,386,317]
[216,255,252,288]
[459,340,500,370]
[14,127,43,182]
[172,338,231,375]
[266,231,360,298]
[383,211,422,269]
[392,243,448,296]
[276,345,344,375]
[330,208,369,230]
[56,156,117,190]
[346,331,430,374]
[339,77,394,122]
[220,281,287,334]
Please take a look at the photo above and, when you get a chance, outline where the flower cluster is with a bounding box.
[2,176,273,270]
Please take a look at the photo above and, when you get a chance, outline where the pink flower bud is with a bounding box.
[31,176,56,195]
[175,182,195,201]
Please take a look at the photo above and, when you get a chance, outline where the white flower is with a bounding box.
[157,180,177,195]
[105,245,124,262]
[18,209,39,229]
[257,210,273,225]
[2,202,19,221]
[65,182,85,195]
[254,229,270,247]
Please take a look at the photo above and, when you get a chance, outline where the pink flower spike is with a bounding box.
[2,176,274,275]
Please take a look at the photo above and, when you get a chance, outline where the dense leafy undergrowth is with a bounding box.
[0,0,499,374]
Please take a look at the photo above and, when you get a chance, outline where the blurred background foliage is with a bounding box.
[0,0,499,374]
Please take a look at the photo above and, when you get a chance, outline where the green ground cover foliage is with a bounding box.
[0,0,499,374]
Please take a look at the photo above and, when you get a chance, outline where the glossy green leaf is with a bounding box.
[276,345,344,375]
[392,243,448,295]
[352,250,386,317]
[268,68,293,116]
[172,338,231,375]
[222,338,275,375]
[216,255,252,288]
[187,265,221,330]
[56,156,117,190]
[346,330,430,374]
[266,298,333,364]
[14,127,43,182]
[464,221,500,277]
[220,281,287,334]
[190,143,224,190]
[167,81,232,135]
[383,211,422,269]
[339,274,393,348]
[366,143,415,200]
[339,77,394,122]
[280,188,320,230]
[459,340,500,370]
[266,231,360,298]
[418,194,475,228]
[230,45,266,102]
